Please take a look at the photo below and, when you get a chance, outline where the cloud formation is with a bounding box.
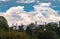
[0,0,10,2]
[0,2,60,26]
[16,0,37,3]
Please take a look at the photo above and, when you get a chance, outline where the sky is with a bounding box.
[0,0,60,26]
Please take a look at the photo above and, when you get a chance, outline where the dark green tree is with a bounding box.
[0,16,9,30]
[46,22,58,30]
[33,30,59,39]
[35,25,44,31]
[55,27,60,37]
[26,26,32,36]
[26,23,35,39]
[29,23,35,29]
[18,24,24,31]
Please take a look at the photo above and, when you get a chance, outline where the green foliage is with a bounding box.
[33,30,59,39]
[26,23,35,35]
[0,31,26,39]
[0,16,9,30]
[54,27,60,37]
[0,17,60,39]
[46,22,58,30]
[36,25,44,31]
[26,25,33,39]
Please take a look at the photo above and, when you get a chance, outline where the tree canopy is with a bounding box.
[0,16,9,30]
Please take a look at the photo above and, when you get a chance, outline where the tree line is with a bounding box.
[0,16,60,39]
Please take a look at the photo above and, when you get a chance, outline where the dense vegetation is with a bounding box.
[0,16,9,30]
[0,16,60,39]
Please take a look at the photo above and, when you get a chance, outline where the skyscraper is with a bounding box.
[59,21,60,26]
[35,21,37,26]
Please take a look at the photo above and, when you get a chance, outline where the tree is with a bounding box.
[26,26,32,36]
[55,27,60,37]
[33,30,59,39]
[29,23,35,29]
[0,16,9,30]
[46,22,58,30]
[26,23,35,39]
[36,25,45,31]
[18,24,24,31]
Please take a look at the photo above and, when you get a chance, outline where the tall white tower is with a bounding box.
[44,22,46,31]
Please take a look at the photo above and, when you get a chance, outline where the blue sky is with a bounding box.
[0,0,60,13]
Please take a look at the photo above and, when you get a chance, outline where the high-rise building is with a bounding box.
[44,22,46,27]
[59,21,60,27]
[44,22,46,31]
[12,23,18,30]
[35,21,37,26]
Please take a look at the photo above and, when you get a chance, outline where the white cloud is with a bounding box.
[0,0,10,2]
[33,2,59,22]
[16,0,37,3]
[45,0,59,1]
[0,2,60,27]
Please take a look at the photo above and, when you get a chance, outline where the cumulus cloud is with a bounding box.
[0,2,60,26]
[44,0,59,1]
[16,0,37,3]
[0,0,10,2]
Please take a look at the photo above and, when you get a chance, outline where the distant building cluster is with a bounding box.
[10,21,60,31]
